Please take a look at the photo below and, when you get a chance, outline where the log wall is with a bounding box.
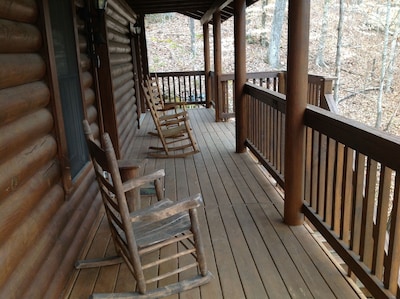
[105,0,139,157]
[0,1,101,298]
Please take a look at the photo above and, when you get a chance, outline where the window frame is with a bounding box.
[40,0,91,195]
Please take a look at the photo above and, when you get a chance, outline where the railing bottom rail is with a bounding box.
[303,206,396,299]
[245,139,284,188]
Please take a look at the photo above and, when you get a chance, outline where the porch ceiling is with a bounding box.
[126,0,259,23]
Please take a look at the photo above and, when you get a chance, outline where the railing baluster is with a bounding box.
[340,146,354,245]
[310,129,319,210]
[350,152,366,254]
[268,104,273,162]
[324,137,336,227]
[318,133,327,217]
[189,75,192,102]
[277,110,282,173]
[360,158,378,269]
[384,171,400,293]
[304,127,312,205]
[333,142,345,236]
[372,166,392,280]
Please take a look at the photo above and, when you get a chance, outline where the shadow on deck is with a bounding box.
[63,108,364,299]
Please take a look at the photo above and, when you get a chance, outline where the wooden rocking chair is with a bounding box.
[142,81,200,158]
[146,75,187,116]
[145,76,187,137]
[77,120,212,298]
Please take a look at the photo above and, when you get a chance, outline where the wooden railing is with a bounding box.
[244,83,400,299]
[150,71,206,106]
[150,71,336,122]
[244,84,286,187]
[304,106,400,299]
[217,72,335,121]
[216,71,284,121]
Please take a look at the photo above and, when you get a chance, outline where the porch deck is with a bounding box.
[63,108,364,299]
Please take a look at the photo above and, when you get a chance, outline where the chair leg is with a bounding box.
[189,209,208,276]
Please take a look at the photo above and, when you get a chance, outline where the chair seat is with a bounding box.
[130,199,191,248]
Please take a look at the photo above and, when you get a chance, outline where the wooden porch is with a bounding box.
[63,108,363,299]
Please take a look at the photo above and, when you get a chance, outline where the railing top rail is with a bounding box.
[151,71,206,77]
[220,71,282,81]
[244,83,286,113]
[305,104,400,170]
[307,73,336,81]
[245,71,281,79]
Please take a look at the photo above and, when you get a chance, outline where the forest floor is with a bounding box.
[145,0,400,137]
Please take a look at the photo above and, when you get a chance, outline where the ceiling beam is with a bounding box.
[201,0,233,24]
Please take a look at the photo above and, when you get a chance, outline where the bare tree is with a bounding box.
[334,0,345,103]
[315,0,330,68]
[190,17,196,57]
[267,0,287,68]
[260,0,268,47]
[386,10,400,92]
[376,0,391,128]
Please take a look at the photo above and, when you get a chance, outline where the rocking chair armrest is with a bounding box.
[162,102,187,110]
[159,111,187,121]
[159,118,185,127]
[157,105,176,112]
[130,193,203,223]
[122,169,165,193]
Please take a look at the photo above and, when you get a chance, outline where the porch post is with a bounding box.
[139,15,149,77]
[234,0,247,153]
[284,0,310,225]
[203,23,211,108]
[213,11,222,122]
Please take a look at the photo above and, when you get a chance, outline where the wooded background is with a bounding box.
[145,0,400,137]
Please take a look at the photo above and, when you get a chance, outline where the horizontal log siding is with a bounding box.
[76,4,100,140]
[106,2,138,158]
[0,1,59,297]
[0,1,100,298]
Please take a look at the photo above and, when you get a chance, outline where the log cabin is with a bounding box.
[1,0,400,298]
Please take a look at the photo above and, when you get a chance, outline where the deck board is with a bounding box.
[63,108,363,299]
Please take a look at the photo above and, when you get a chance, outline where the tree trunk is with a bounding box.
[190,17,196,57]
[315,0,330,68]
[267,0,287,68]
[376,0,391,129]
[334,0,345,103]
[261,0,268,47]
[385,8,400,92]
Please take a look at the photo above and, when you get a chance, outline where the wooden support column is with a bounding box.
[234,0,247,153]
[213,11,222,122]
[139,15,149,77]
[284,0,310,225]
[96,8,121,158]
[203,23,211,108]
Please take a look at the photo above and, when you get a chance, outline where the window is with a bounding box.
[49,0,88,180]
